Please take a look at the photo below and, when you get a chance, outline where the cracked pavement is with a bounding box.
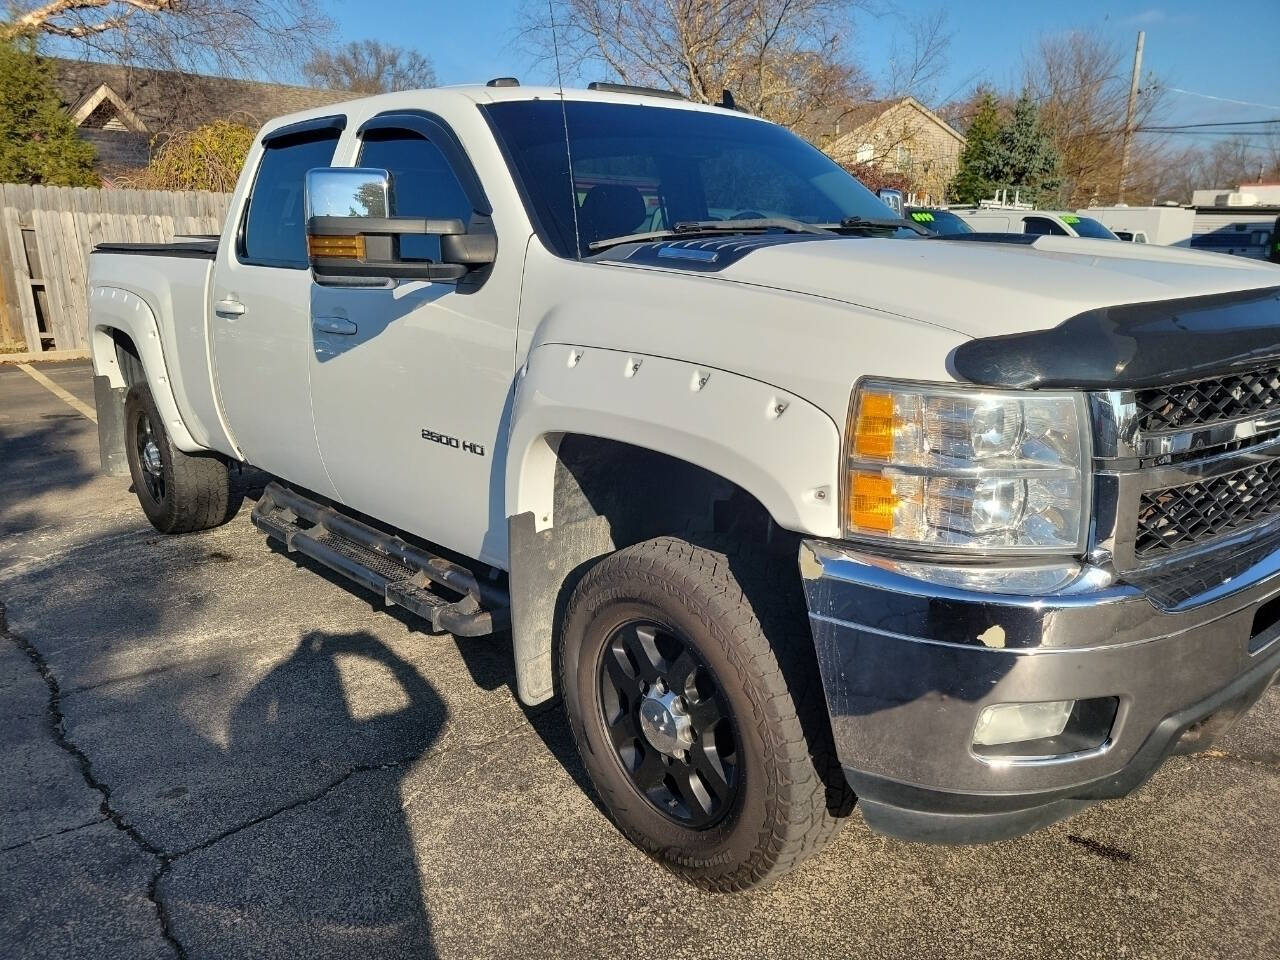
[2,360,1279,960]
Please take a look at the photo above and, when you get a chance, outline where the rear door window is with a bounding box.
[358,129,472,262]
[1023,216,1069,236]
[241,129,342,268]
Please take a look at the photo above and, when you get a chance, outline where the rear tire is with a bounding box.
[560,535,852,891]
[124,383,239,534]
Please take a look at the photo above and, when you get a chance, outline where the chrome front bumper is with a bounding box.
[799,540,1280,844]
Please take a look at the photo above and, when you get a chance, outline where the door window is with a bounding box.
[241,129,342,268]
[1023,216,1069,236]
[358,130,472,262]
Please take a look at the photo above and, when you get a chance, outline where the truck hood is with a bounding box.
[616,234,1280,341]
[527,234,1280,431]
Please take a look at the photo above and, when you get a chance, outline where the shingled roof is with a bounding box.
[48,57,351,136]
[796,97,964,147]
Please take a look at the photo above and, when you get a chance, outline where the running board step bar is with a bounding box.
[251,482,508,637]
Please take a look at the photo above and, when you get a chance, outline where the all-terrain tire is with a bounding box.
[124,383,240,534]
[560,535,853,891]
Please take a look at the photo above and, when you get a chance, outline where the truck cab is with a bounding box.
[87,83,1280,891]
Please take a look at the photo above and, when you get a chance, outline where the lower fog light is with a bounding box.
[972,700,1074,747]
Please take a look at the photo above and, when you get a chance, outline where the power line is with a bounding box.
[1140,119,1280,131]
[1166,87,1280,111]
[1143,129,1280,140]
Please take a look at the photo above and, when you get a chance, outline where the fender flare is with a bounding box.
[506,343,843,537]
[89,286,201,452]
[503,342,842,705]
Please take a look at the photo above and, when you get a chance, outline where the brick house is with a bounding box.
[49,59,350,178]
[803,96,966,205]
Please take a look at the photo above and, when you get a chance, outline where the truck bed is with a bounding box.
[88,240,234,457]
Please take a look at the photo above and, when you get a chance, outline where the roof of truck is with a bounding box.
[258,83,766,135]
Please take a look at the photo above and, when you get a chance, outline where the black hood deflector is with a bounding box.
[951,284,1280,390]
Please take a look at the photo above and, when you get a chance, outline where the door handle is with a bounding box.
[313,316,358,336]
[214,299,245,317]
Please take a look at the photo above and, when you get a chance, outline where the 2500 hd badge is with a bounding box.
[421,427,485,456]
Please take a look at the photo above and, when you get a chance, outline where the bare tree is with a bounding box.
[1,0,331,80]
[1195,134,1280,187]
[522,0,871,129]
[1022,29,1165,207]
[883,8,951,101]
[304,40,437,94]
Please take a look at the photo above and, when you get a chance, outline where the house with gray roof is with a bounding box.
[49,58,350,177]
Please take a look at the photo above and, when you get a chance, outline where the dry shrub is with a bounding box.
[121,121,255,192]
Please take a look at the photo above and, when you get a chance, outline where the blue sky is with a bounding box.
[329,0,1280,131]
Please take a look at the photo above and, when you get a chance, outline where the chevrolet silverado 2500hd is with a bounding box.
[88,82,1280,890]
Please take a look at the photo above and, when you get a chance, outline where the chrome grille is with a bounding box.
[1135,457,1280,558]
[1135,367,1280,433]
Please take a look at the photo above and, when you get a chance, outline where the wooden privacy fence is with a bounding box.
[0,184,231,355]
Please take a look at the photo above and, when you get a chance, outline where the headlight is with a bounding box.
[844,380,1089,553]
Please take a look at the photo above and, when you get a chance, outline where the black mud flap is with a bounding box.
[94,375,130,476]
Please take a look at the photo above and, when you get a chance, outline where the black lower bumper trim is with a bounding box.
[858,796,1090,845]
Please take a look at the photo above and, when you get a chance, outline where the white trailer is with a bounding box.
[1187,186,1280,261]
[1077,205,1195,246]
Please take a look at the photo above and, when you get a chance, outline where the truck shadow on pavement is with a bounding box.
[3,508,458,958]
[171,626,447,958]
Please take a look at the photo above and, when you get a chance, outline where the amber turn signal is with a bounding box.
[307,235,366,259]
[848,471,896,533]
[852,391,895,460]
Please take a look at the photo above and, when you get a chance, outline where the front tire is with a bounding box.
[124,383,239,534]
[560,535,852,891]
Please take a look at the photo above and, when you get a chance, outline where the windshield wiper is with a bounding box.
[816,216,930,236]
[588,217,832,252]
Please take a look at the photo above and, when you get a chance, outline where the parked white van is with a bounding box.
[953,206,1120,240]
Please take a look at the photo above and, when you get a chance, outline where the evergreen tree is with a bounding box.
[988,92,1061,206]
[949,92,1001,203]
[0,38,97,187]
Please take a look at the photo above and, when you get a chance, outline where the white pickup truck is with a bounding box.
[88,81,1280,890]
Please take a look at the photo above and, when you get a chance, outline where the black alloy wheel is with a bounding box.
[598,618,741,828]
[134,408,167,506]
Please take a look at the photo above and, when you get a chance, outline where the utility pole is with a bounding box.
[1117,30,1145,203]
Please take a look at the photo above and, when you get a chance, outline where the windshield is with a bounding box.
[1062,215,1118,240]
[907,208,973,236]
[483,100,917,257]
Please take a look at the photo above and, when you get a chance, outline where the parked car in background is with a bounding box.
[1079,205,1194,247]
[904,206,973,236]
[953,206,1121,240]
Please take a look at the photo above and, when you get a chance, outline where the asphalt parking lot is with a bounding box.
[2,358,1278,960]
